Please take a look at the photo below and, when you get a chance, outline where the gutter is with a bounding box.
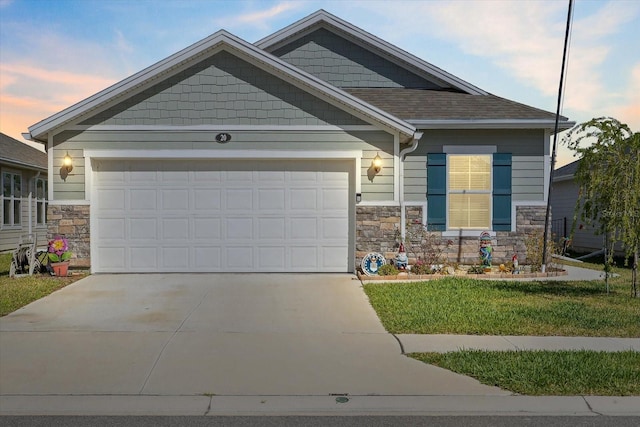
[398,131,423,241]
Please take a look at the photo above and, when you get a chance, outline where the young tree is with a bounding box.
[563,117,640,297]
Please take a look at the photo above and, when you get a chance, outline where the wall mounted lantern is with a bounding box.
[372,153,383,174]
[63,152,74,174]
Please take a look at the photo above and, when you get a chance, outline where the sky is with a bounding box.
[1,0,639,168]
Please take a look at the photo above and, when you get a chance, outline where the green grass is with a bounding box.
[0,253,84,316]
[363,266,640,337]
[411,350,640,396]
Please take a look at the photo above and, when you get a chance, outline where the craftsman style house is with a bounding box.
[0,133,48,253]
[25,10,573,272]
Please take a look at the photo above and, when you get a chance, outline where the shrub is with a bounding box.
[378,263,399,276]
[524,230,560,273]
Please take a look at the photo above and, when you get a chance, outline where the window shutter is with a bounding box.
[492,153,512,231]
[427,153,446,231]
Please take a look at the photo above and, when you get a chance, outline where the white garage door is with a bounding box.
[92,159,351,273]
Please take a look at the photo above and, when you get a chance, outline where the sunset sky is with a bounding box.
[1,0,638,167]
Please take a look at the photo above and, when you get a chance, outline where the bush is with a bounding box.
[524,230,559,273]
[378,263,399,276]
[410,260,433,275]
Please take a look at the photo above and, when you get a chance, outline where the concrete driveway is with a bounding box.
[0,274,506,397]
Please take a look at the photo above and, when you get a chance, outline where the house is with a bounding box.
[551,159,609,254]
[0,133,48,252]
[24,10,573,273]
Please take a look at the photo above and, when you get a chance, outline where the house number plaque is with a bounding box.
[215,133,231,143]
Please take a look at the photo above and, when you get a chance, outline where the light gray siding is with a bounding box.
[404,129,546,202]
[80,51,368,127]
[52,130,394,201]
[550,179,605,253]
[0,168,48,253]
[271,28,443,89]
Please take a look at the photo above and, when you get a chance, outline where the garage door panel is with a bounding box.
[226,189,253,210]
[130,247,158,270]
[290,189,317,210]
[226,246,252,268]
[258,189,285,210]
[130,189,157,210]
[258,218,285,239]
[226,218,253,239]
[161,189,188,210]
[162,247,189,268]
[322,218,348,238]
[98,247,127,270]
[97,218,126,240]
[94,159,351,273]
[129,218,157,240]
[194,189,221,210]
[193,218,221,239]
[97,189,126,210]
[162,218,189,239]
[290,247,318,269]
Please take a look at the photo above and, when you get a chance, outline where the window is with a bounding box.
[448,155,491,229]
[426,152,512,232]
[35,178,48,226]
[2,172,22,226]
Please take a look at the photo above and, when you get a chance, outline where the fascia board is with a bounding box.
[255,10,487,96]
[0,158,47,172]
[29,27,415,141]
[409,119,576,132]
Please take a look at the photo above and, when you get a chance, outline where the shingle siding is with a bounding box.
[272,28,442,89]
[81,51,367,127]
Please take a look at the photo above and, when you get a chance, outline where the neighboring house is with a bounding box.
[551,159,611,254]
[24,10,573,273]
[0,133,48,252]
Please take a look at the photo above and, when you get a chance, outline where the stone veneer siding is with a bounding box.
[355,205,547,269]
[47,205,90,268]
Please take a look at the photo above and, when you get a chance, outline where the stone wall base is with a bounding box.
[47,205,90,268]
[355,204,547,269]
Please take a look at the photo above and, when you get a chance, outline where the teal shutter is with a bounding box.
[427,153,446,231]
[493,153,512,231]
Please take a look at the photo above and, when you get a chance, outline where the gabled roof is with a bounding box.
[28,30,417,142]
[345,88,574,130]
[553,159,580,182]
[0,133,47,171]
[255,9,487,96]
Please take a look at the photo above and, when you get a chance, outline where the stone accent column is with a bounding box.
[355,206,401,267]
[47,204,90,268]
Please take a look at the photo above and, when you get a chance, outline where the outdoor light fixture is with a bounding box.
[356,193,362,203]
[372,153,383,174]
[63,152,73,174]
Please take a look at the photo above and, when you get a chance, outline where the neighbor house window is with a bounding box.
[35,178,47,226]
[2,171,22,226]
[448,155,491,229]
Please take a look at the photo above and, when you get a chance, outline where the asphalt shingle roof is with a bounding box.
[344,88,567,122]
[0,132,47,170]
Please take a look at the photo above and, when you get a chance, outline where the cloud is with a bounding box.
[212,1,302,32]
[610,62,640,131]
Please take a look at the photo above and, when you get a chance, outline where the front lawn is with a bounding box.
[363,264,640,337]
[411,350,640,396]
[0,253,84,316]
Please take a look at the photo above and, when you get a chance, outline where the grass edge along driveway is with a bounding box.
[363,262,639,395]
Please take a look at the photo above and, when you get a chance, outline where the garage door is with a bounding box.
[92,159,351,273]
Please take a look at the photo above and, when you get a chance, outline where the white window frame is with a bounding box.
[442,145,496,237]
[35,177,48,227]
[2,170,23,228]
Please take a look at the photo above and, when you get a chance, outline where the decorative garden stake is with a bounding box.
[394,242,408,271]
[479,231,492,271]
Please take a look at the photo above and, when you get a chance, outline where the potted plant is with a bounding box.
[48,236,72,277]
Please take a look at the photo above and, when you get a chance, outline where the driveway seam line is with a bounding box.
[139,289,211,394]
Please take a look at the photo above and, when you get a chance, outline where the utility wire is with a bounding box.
[542,0,574,273]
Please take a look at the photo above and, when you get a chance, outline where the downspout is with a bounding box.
[399,132,423,242]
